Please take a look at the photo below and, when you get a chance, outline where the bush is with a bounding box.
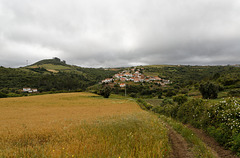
[137,99,152,110]
[165,89,177,97]
[228,90,240,97]
[232,134,240,154]
[173,94,188,105]
[0,92,7,98]
[7,93,22,97]
[129,93,137,98]
[157,92,162,99]
[199,82,219,99]
[150,93,240,154]
[99,86,112,98]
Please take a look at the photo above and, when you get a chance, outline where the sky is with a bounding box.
[0,0,240,68]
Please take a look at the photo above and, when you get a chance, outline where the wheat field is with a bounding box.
[0,93,169,157]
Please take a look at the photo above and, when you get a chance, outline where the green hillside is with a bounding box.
[0,58,119,94]
[30,57,67,66]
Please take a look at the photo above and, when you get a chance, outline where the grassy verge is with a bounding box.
[137,98,216,157]
[159,115,216,158]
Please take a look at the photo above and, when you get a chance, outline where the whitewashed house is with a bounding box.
[32,89,38,93]
[23,88,31,92]
[120,83,126,88]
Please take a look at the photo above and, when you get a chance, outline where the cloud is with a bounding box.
[0,0,240,67]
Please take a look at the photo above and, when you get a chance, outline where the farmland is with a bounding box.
[0,93,169,157]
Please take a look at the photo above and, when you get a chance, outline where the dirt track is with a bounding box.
[166,123,239,158]
[188,125,239,158]
[167,125,194,158]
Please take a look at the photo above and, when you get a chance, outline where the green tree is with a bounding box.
[199,82,219,99]
[99,86,112,98]
[173,94,188,105]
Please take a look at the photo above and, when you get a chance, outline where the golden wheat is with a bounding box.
[0,93,169,157]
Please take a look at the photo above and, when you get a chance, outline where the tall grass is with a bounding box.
[0,93,169,157]
[0,113,169,157]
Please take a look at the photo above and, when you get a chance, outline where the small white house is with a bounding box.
[23,88,38,93]
[134,78,140,82]
[32,89,38,93]
[120,83,126,88]
[23,88,31,92]
[102,78,113,83]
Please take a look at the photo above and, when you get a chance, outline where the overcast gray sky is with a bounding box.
[0,0,240,68]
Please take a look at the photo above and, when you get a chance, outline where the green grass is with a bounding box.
[28,64,72,70]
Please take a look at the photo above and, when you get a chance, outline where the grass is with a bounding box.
[0,92,169,157]
[159,115,216,158]
[27,64,72,70]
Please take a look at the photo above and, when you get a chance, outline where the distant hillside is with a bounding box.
[0,58,119,93]
[31,57,67,66]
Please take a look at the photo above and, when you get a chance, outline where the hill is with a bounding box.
[30,57,67,66]
[0,58,119,94]
[95,64,240,99]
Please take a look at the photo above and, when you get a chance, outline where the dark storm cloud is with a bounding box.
[0,0,240,67]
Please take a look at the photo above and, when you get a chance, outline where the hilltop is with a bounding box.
[24,57,75,73]
[30,57,67,66]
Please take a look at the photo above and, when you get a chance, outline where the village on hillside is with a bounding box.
[101,68,171,88]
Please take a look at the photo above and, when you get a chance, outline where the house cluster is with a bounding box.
[22,88,38,93]
[102,68,171,87]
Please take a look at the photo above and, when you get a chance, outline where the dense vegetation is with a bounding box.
[143,65,240,89]
[0,58,118,96]
[125,65,240,155]
[90,65,240,99]
[144,98,240,155]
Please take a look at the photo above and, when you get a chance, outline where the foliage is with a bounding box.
[0,92,7,98]
[149,97,240,155]
[129,93,137,98]
[0,62,117,94]
[158,91,163,99]
[173,94,188,105]
[31,57,67,66]
[165,88,177,97]
[136,99,153,110]
[99,86,112,98]
[228,90,240,97]
[199,82,219,99]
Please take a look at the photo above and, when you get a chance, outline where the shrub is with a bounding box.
[173,94,188,105]
[157,92,162,99]
[129,93,137,98]
[165,89,176,97]
[0,92,7,98]
[99,86,112,98]
[137,99,152,110]
[232,134,240,154]
[199,82,219,99]
[228,90,240,97]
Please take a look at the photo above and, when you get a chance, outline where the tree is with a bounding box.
[99,86,112,98]
[173,94,188,105]
[199,82,219,99]
[158,92,162,99]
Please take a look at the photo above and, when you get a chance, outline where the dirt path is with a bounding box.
[167,125,194,158]
[187,125,239,158]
